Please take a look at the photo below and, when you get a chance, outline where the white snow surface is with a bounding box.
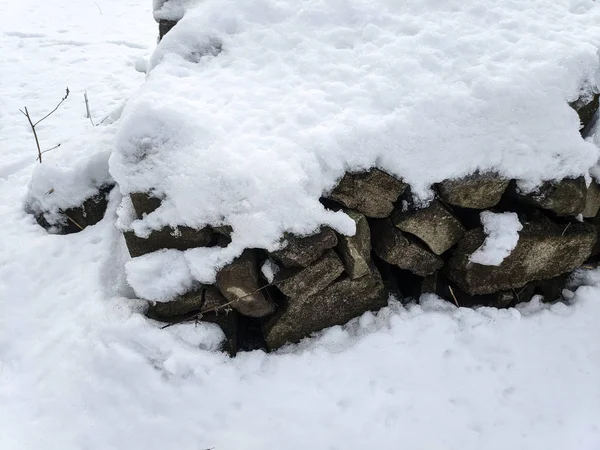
[2,1,600,449]
[111,0,600,286]
[470,211,523,266]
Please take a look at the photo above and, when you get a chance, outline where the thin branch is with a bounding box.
[21,107,43,163]
[448,284,460,307]
[65,215,84,231]
[84,91,96,126]
[561,222,571,236]
[32,87,70,127]
[37,144,61,161]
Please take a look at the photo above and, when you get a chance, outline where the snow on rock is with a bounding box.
[111,0,600,289]
[470,211,523,266]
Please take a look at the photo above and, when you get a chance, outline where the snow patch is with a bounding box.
[470,211,523,266]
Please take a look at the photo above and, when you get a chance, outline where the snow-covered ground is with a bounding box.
[1,1,600,449]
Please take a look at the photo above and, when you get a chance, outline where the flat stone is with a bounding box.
[130,192,162,219]
[328,169,407,218]
[275,250,344,299]
[337,210,372,279]
[372,219,443,276]
[146,289,205,322]
[446,220,596,295]
[124,226,214,258]
[271,227,338,268]
[519,177,586,216]
[583,181,600,219]
[570,93,599,131]
[437,173,509,209]
[392,200,465,255]
[263,270,387,350]
[216,250,275,318]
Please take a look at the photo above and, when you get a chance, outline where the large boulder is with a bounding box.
[371,218,443,276]
[392,200,465,255]
[124,226,214,258]
[263,269,387,350]
[216,250,275,318]
[327,169,406,218]
[437,173,509,209]
[518,177,586,216]
[446,220,596,295]
[337,210,372,279]
[271,227,338,267]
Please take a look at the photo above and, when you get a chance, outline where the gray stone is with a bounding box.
[583,181,600,219]
[59,186,112,233]
[392,200,465,255]
[130,192,161,219]
[271,227,338,268]
[216,250,275,318]
[146,289,205,322]
[337,210,372,279]
[124,226,214,258]
[328,169,407,218]
[446,220,596,295]
[159,20,177,40]
[437,174,509,209]
[263,270,387,350]
[570,93,599,131]
[519,177,586,216]
[372,219,443,276]
[275,250,344,299]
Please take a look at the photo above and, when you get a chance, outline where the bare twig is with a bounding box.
[561,222,571,236]
[33,88,70,127]
[19,107,43,163]
[448,285,460,307]
[65,215,84,230]
[84,91,96,126]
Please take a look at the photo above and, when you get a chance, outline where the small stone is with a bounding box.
[437,173,509,209]
[570,93,600,131]
[130,192,162,219]
[275,250,344,299]
[159,19,177,40]
[371,219,443,276]
[446,220,596,295]
[124,226,214,258]
[263,270,387,350]
[271,227,338,268]
[583,181,600,219]
[328,169,407,218]
[519,177,586,216]
[146,289,205,322]
[392,200,465,255]
[216,250,275,318]
[337,210,372,279]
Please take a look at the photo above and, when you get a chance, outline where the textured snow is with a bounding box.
[470,211,523,266]
[111,0,600,289]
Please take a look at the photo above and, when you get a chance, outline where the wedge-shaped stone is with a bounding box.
[446,220,596,295]
[130,192,161,219]
[275,250,344,299]
[263,270,387,350]
[124,226,213,258]
[392,201,465,255]
[328,169,406,218]
[337,210,372,279]
[437,174,509,209]
[216,250,275,318]
[570,93,599,131]
[271,227,338,268]
[519,177,586,216]
[372,219,443,276]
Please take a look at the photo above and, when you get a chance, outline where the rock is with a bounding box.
[518,177,586,216]
[371,219,443,276]
[583,181,600,219]
[337,210,372,279]
[263,269,387,350]
[570,93,599,131]
[146,289,205,322]
[437,173,509,209]
[216,250,275,318]
[391,200,465,255]
[275,250,344,299]
[202,287,238,356]
[130,192,161,219]
[159,20,177,40]
[124,225,214,258]
[271,227,338,268]
[446,220,596,295]
[328,169,407,218]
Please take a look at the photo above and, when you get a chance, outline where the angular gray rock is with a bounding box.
[124,226,214,258]
[583,181,600,219]
[271,227,338,268]
[216,250,275,318]
[60,186,112,233]
[446,220,596,295]
[146,289,205,322]
[437,173,509,209]
[328,169,407,218]
[337,210,372,279]
[275,250,344,299]
[159,20,177,40]
[570,93,599,131]
[519,177,586,216]
[372,219,443,276]
[392,200,465,255]
[130,192,161,219]
[263,269,387,350]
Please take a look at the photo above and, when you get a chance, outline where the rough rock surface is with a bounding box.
[337,210,371,279]
[372,219,443,276]
[158,19,177,40]
[583,181,600,219]
[146,289,205,322]
[519,177,586,216]
[130,192,161,219]
[392,200,465,255]
[124,226,213,258]
[271,227,338,267]
[328,169,406,218]
[447,220,596,295]
[216,250,275,318]
[437,174,509,209]
[263,269,387,350]
[275,250,344,299]
[570,93,600,131]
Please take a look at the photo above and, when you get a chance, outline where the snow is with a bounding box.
[470,211,523,266]
[111,0,600,288]
[1,1,600,449]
